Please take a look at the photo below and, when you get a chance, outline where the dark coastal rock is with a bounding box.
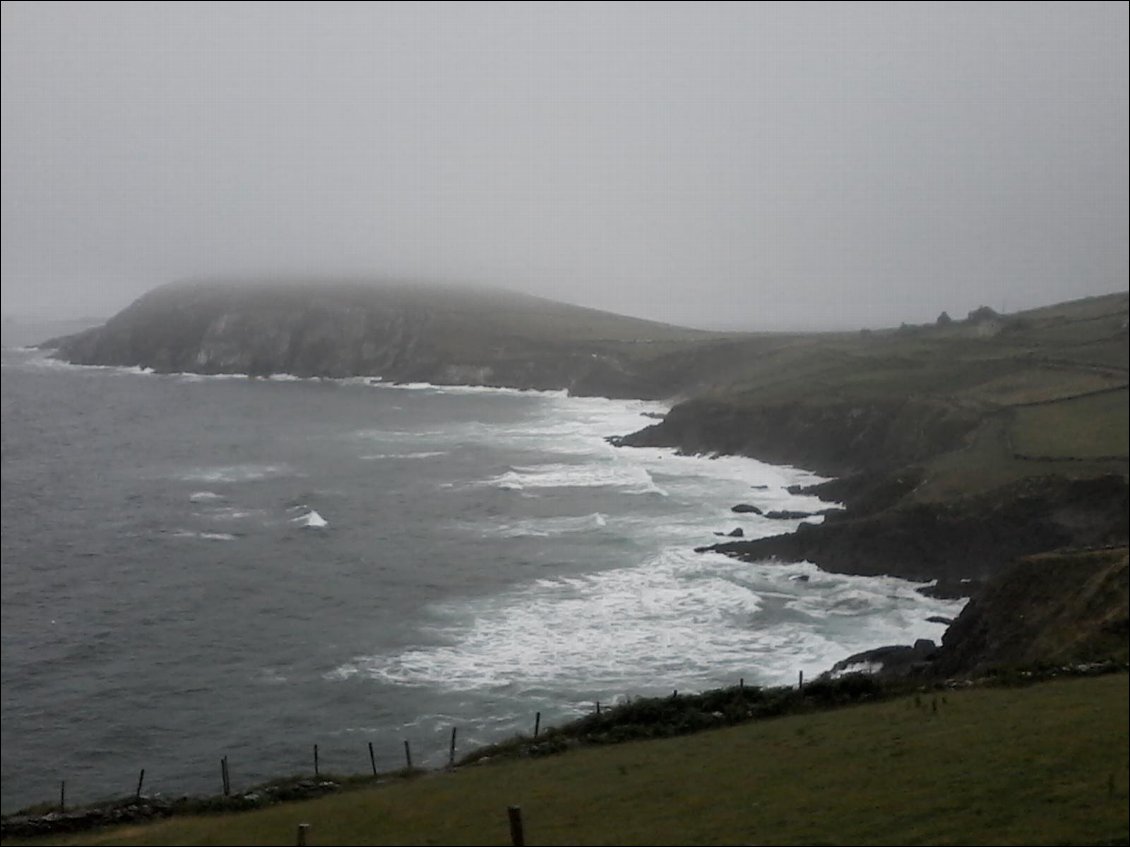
[824,639,939,679]
[728,527,744,537]
[932,547,1130,677]
[616,396,982,477]
[706,475,1129,587]
[790,468,926,517]
[731,504,763,515]
[763,509,817,520]
[917,579,982,600]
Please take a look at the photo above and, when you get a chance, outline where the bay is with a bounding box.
[0,347,963,812]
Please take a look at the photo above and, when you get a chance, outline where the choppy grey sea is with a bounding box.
[0,346,963,812]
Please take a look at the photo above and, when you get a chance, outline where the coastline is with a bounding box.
[1,347,966,816]
[9,285,1127,813]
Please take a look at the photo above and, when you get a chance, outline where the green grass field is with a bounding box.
[8,673,1127,846]
[1011,389,1130,460]
[672,292,1128,499]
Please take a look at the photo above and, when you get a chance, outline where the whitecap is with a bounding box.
[292,510,329,529]
[484,462,667,496]
[368,380,567,398]
[169,529,238,542]
[175,464,294,483]
[485,512,610,538]
[202,507,260,522]
[359,451,447,461]
[252,668,289,684]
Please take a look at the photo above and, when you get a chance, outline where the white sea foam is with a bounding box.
[15,353,156,376]
[291,509,329,529]
[175,464,295,483]
[188,491,224,503]
[330,549,964,697]
[486,462,667,496]
[178,371,250,380]
[369,380,568,398]
[252,668,289,684]
[201,507,260,522]
[483,512,609,538]
[828,661,884,678]
[169,529,238,541]
[360,451,447,461]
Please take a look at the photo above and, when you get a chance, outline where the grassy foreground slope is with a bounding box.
[9,673,1128,846]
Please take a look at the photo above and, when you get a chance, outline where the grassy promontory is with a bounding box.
[4,671,1127,845]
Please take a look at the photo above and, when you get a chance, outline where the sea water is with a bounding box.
[0,346,964,812]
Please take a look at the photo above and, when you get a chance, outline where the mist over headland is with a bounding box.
[3,2,1127,330]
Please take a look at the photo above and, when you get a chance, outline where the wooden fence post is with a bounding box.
[135,768,145,800]
[296,822,310,846]
[449,727,457,768]
[507,805,525,847]
[533,712,541,738]
[314,744,319,777]
[59,780,65,813]
[403,740,412,770]
[368,741,377,777]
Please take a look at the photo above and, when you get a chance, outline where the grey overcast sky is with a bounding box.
[2,2,1127,330]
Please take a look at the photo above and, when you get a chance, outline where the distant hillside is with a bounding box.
[45,279,721,398]
[657,291,1127,677]
[621,291,1129,486]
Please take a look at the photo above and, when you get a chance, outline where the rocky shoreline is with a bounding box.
[701,474,1129,592]
[39,283,1130,704]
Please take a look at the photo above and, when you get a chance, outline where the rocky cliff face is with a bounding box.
[932,547,1129,676]
[613,396,983,476]
[59,294,421,377]
[702,474,1130,594]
